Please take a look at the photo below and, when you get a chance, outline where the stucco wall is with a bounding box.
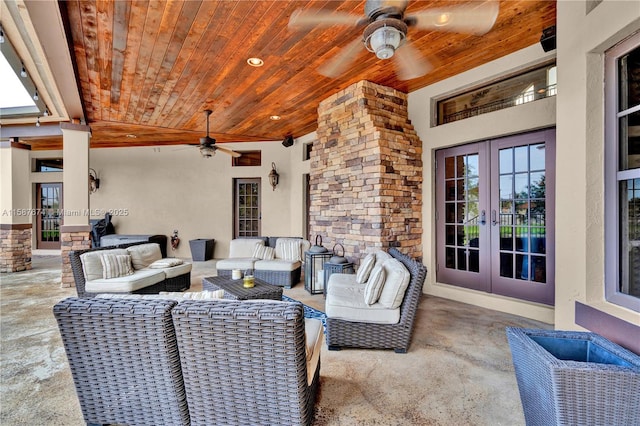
[555,0,640,329]
[85,139,305,259]
[408,44,557,324]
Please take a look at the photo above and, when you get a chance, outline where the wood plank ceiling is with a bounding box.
[22,0,556,150]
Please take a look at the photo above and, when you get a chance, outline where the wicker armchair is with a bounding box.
[171,300,321,426]
[53,297,190,426]
[326,248,427,353]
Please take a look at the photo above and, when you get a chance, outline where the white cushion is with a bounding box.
[373,250,392,269]
[377,258,411,309]
[356,252,376,284]
[229,239,264,258]
[99,253,134,279]
[325,278,400,324]
[96,289,225,301]
[363,264,386,305]
[86,269,165,293]
[275,238,302,261]
[304,318,324,385]
[216,258,256,271]
[80,249,128,281]
[148,258,184,268]
[144,262,192,279]
[254,259,301,272]
[126,243,162,269]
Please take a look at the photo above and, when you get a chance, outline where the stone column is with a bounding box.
[0,141,32,272]
[310,80,423,263]
[60,123,92,288]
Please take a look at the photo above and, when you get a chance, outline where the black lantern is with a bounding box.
[304,250,332,294]
[268,162,279,190]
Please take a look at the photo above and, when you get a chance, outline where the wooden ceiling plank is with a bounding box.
[77,1,102,121]
[96,0,114,121]
[123,1,168,124]
[147,0,219,125]
[109,0,131,119]
[116,1,149,123]
[132,0,190,124]
[140,0,202,125]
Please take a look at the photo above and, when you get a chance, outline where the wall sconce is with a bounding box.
[89,168,100,193]
[268,162,279,191]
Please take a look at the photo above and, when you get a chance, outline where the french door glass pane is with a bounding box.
[237,181,260,237]
[40,184,61,243]
[498,145,547,283]
[444,153,480,273]
[619,111,640,170]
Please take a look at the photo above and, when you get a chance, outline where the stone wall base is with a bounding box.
[61,230,91,288]
[0,227,32,273]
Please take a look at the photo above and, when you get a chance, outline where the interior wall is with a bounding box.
[408,44,557,324]
[555,0,640,329]
[85,140,299,259]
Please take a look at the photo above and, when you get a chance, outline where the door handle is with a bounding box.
[491,210,498,226]
[480,210,486,225]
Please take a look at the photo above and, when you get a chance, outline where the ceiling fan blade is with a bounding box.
[215,145,242,158]
[318,37,365,78]
[407,1,499,35]
[288,9,362,29]
[394,42,432,81]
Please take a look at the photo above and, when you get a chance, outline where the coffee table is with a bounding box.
[202,276,283,301]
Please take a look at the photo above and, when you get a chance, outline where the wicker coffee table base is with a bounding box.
[202,276,283,300]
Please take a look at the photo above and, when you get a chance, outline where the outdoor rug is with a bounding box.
[282,295,327,331]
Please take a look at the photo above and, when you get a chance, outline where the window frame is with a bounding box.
[604,32,640,312]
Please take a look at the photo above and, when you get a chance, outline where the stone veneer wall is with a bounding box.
[60,228,91,288]
[309,80,422,263]
[0,226,32,272]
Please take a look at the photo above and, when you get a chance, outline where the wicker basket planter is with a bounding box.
[506,327,640,426]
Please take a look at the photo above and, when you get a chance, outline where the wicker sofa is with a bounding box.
[325,248,427,353]
[54,297,322,426]
[69,241,191,298]
[216,237,311,288]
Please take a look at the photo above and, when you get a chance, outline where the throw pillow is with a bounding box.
[364,264,386,305]
[276,239,302,261]
[127,243,162,269]
[148,258,184,268]
[356,252,376,284]
[262,246,275,260]
[252,243,267,259]
[377,258,411,309]
[99,253,134,279]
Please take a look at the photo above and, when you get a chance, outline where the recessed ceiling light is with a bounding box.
[126,134,137,138]
[269,115,281,121]
[247,57,264,67]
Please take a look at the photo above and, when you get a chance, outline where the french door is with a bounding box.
[234,178,261,238]
[36,183,62,249]
[435,129,555,305]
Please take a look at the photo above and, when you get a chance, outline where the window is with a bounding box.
[232,151,261,167]
[436,63,557,125]
[303,142,313,161]
[605,33,640,311]
[34,158,63,172]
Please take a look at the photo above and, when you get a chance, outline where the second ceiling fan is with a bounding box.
[198,109,241,158]
[289,0,500,81]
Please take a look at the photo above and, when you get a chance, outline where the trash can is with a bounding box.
[189,239,215,261]
[506,327,640,426]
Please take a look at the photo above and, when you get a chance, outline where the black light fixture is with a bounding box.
[35,117,40,127]
[282,135,294,147]
[89,168,100,193]
[20,63,27,78]
[0,25,5,44]
[268,162,279,190]
[33,89,38,101]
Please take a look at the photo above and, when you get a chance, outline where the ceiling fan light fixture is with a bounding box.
[435,13,451,26]
[200,145,215,158]
[366,24,405,60]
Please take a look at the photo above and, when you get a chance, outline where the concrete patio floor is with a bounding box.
[1,254,550,425]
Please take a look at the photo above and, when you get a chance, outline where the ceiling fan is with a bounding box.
[197,109,241,158]
[288,0,500,81]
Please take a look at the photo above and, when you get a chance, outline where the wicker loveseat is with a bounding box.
[54,297,323,426]
[69,241,191,298]
[325,248,427,353]
[216,237,311,288]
